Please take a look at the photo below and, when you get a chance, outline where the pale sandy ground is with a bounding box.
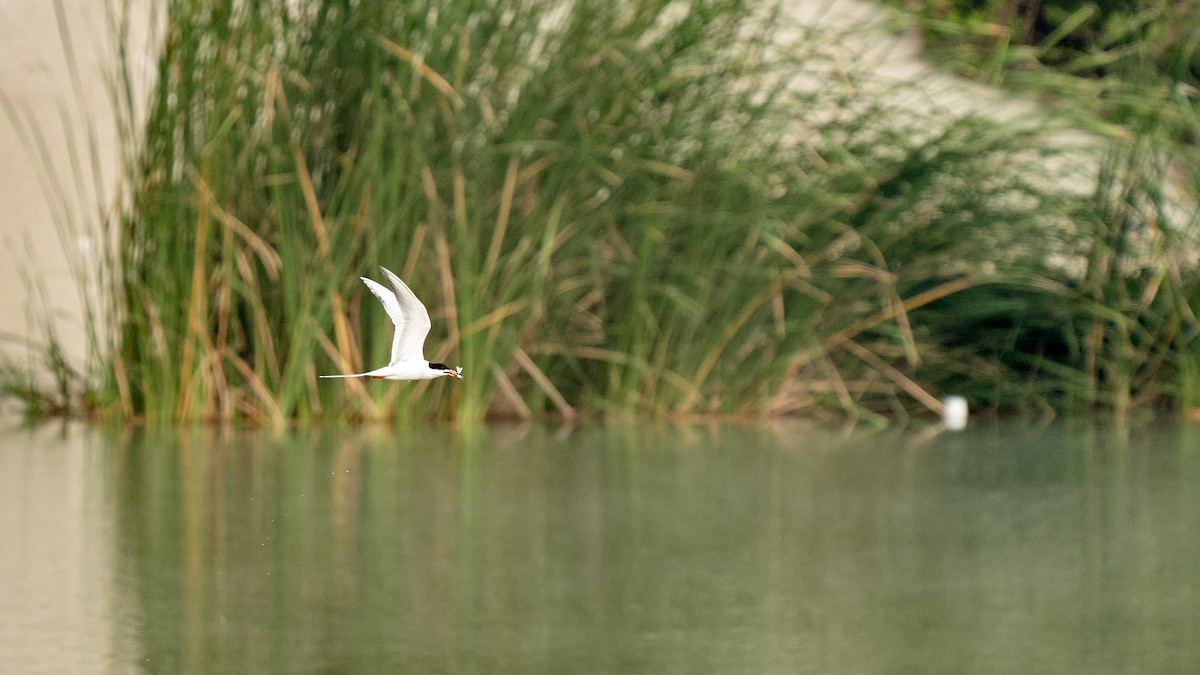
[0,0,153,377]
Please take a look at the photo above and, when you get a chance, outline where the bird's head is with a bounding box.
[429,363,464,380]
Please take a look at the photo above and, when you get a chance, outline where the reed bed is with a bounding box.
[883,0,1200,418]
[9,0,1198,424]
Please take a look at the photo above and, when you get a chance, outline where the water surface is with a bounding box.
[2,420,1198,673]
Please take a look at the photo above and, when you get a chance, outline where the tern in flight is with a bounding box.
[321,266,463,381]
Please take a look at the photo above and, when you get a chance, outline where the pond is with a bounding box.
[2,419,1199,673]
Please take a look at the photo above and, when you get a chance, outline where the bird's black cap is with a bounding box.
[428,362,451,370]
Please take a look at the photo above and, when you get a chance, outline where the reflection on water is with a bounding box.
[2,419,1199,673]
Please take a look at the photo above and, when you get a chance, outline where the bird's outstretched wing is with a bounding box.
[360,266,432,364]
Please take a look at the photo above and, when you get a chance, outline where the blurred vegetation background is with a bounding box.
[5,0,1199,425]
[891,0,1200,144]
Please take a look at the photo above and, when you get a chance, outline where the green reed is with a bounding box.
[10,0,1194,424]
[878,0,1200,418]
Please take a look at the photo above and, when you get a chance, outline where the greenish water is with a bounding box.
[2,420,1199,674]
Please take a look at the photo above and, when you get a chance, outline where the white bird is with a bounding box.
[942,395,968,431]
[321,266,463,381]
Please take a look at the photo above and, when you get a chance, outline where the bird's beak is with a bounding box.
[448,367,464,380]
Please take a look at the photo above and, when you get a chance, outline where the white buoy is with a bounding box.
[942,395,968,431]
